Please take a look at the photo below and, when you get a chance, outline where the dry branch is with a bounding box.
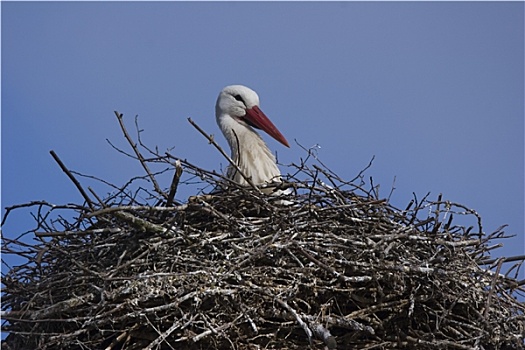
[114,111,168,200]
[187,117,261,193]
[49,150,95,211]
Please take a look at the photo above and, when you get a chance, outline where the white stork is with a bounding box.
[215,85,289,188]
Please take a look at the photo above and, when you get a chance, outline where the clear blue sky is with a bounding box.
[2,2,524,278]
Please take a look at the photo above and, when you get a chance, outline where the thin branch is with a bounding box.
[166,159,183,207]
[187,117,261,193]
[480,255,525,265]
[113,111,168,199]
[49,150,95,211]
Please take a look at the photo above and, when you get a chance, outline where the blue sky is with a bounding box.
[2,2,523,278]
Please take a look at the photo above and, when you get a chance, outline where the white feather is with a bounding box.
[215,85,283,187]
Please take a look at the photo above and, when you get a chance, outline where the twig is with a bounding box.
[49,150,95,211]
[187,117,261,193]
[104,330,130,350]
[88,187,106,208]
[85,205,188,218]
[192,314,243,343]
[113,111,168,199]
[480,255,525,265]
[2,201,84,227]
[166,159,183,207]
[484,258,504,322]
[35,227,121,237]
[274,297,313,345]
[144,320,181,350]
[112,211,166,234]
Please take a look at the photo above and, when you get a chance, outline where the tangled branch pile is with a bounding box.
[2,115,524,349]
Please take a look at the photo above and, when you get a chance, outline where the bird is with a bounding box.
[215,85,290,189]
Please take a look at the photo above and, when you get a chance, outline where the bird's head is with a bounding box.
[216,85,290,148]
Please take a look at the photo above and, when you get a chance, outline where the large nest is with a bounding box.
[2,114,524,349]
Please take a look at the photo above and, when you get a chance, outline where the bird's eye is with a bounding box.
[234,94,245,104]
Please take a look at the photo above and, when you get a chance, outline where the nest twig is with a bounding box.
[2,113,524,350]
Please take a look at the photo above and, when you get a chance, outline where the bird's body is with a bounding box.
[215,85,289,188]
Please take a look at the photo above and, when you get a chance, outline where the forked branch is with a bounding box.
[114,111,168,200]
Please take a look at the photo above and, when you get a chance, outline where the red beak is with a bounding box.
[244,105,290,148]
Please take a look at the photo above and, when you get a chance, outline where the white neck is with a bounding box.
[218,114,281,186]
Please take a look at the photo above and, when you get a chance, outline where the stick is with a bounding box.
[85,205,188,218]
[484,258,504,322]
[49,150,95,211]
[274,297,313,345]
[187,117,261,193]
[114,111,168,199]
[479,255,525,265]
[166,159,183,207]
[144,320,181,350]
[35,227,122,237]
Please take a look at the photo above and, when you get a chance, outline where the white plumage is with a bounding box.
[215,85,289,187]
